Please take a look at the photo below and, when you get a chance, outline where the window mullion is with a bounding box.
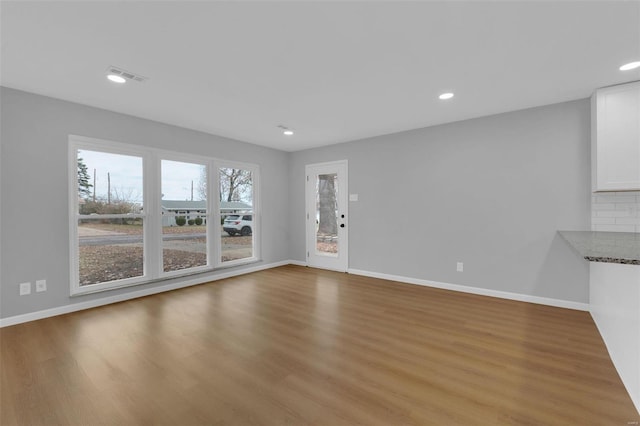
[210,160,220,267]
[211,160,220,267]
[145,152,162,281]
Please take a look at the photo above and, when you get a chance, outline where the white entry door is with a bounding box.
[306,160,348,272]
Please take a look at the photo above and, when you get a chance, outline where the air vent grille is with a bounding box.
[107,66,148,83]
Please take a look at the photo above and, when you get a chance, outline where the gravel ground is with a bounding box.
[80,246,209,285]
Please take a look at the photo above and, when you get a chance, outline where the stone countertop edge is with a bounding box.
[558,231,640,265]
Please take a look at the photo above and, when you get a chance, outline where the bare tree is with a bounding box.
[80,187,141,216]
[197,168,207,201]
[197,167,252,203]
[220,168,252,203]
[111,187,142,212]
[317,174,337,235]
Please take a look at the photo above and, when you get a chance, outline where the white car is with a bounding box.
[223,214,252,236]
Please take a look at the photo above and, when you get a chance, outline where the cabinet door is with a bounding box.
[594,81,640,191]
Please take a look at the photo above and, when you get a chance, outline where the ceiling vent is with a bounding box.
[106,66,148,83]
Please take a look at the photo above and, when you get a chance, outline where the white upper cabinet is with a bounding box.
[592,81,640,192]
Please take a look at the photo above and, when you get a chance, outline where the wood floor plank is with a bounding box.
[1,265,638,425]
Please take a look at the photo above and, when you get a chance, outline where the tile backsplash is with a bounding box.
[592,191,640,232]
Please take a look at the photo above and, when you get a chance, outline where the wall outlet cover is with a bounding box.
[36,279,47,292]
[19,282,31,295]
[456,262,464,272]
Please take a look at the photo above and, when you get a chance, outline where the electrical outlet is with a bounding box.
[456,262,464,272]
[19,282,31,296]
[36,279,47,293]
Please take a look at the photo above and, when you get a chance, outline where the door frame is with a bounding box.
[305,160,348,272]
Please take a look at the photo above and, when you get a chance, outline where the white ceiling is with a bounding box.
[2,1,639,152]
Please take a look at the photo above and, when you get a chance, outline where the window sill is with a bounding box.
[70,258,261,297]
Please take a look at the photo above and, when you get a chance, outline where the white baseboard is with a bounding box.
[1,261,589,328]
[0,260,292,328]
[347,268,589,311]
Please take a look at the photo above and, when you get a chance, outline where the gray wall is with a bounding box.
[0,87,290,319]
[290,99,591,303]
[1,87,592,321]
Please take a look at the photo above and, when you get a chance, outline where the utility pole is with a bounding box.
[107,172,111,204]
[191,180,194,201]
[93,168,96,202]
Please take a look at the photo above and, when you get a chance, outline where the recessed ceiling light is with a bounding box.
[439,92,454,100]
[619,61,640,71]
[277,124,294,135]
[107,74,126,83]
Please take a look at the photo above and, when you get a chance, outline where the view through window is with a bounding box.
[71,137,260,294]
[316,173,338,255]
[77,150,144,285]
[220,167,254,263]
[161,160,208,273]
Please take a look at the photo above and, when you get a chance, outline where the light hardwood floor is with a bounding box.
[1,265,638,425]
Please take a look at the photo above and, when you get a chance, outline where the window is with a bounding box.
[218,164,258,265]
[74,148,145,291]
[161,159,209,274]
[70,136,260,295]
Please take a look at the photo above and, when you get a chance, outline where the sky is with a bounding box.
[79,150,206,203]
[162,159,206,201]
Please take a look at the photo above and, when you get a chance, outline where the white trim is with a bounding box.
[289,260,308,267]
[70,137,150,295]
[347,268,589,311]
[0,260,291,328]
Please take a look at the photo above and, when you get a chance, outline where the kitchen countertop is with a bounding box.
[559,231,640,265]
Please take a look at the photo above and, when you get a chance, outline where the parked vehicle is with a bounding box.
[223,214,252,236]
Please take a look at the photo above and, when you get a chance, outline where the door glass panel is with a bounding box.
[161,160,208,273]
[316,173,338,256]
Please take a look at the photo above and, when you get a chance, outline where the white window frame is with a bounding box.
[69,136,150,295]
[214,159,261,268]
[69,135,261,296]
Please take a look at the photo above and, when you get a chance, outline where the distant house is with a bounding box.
[161,200,252,226]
